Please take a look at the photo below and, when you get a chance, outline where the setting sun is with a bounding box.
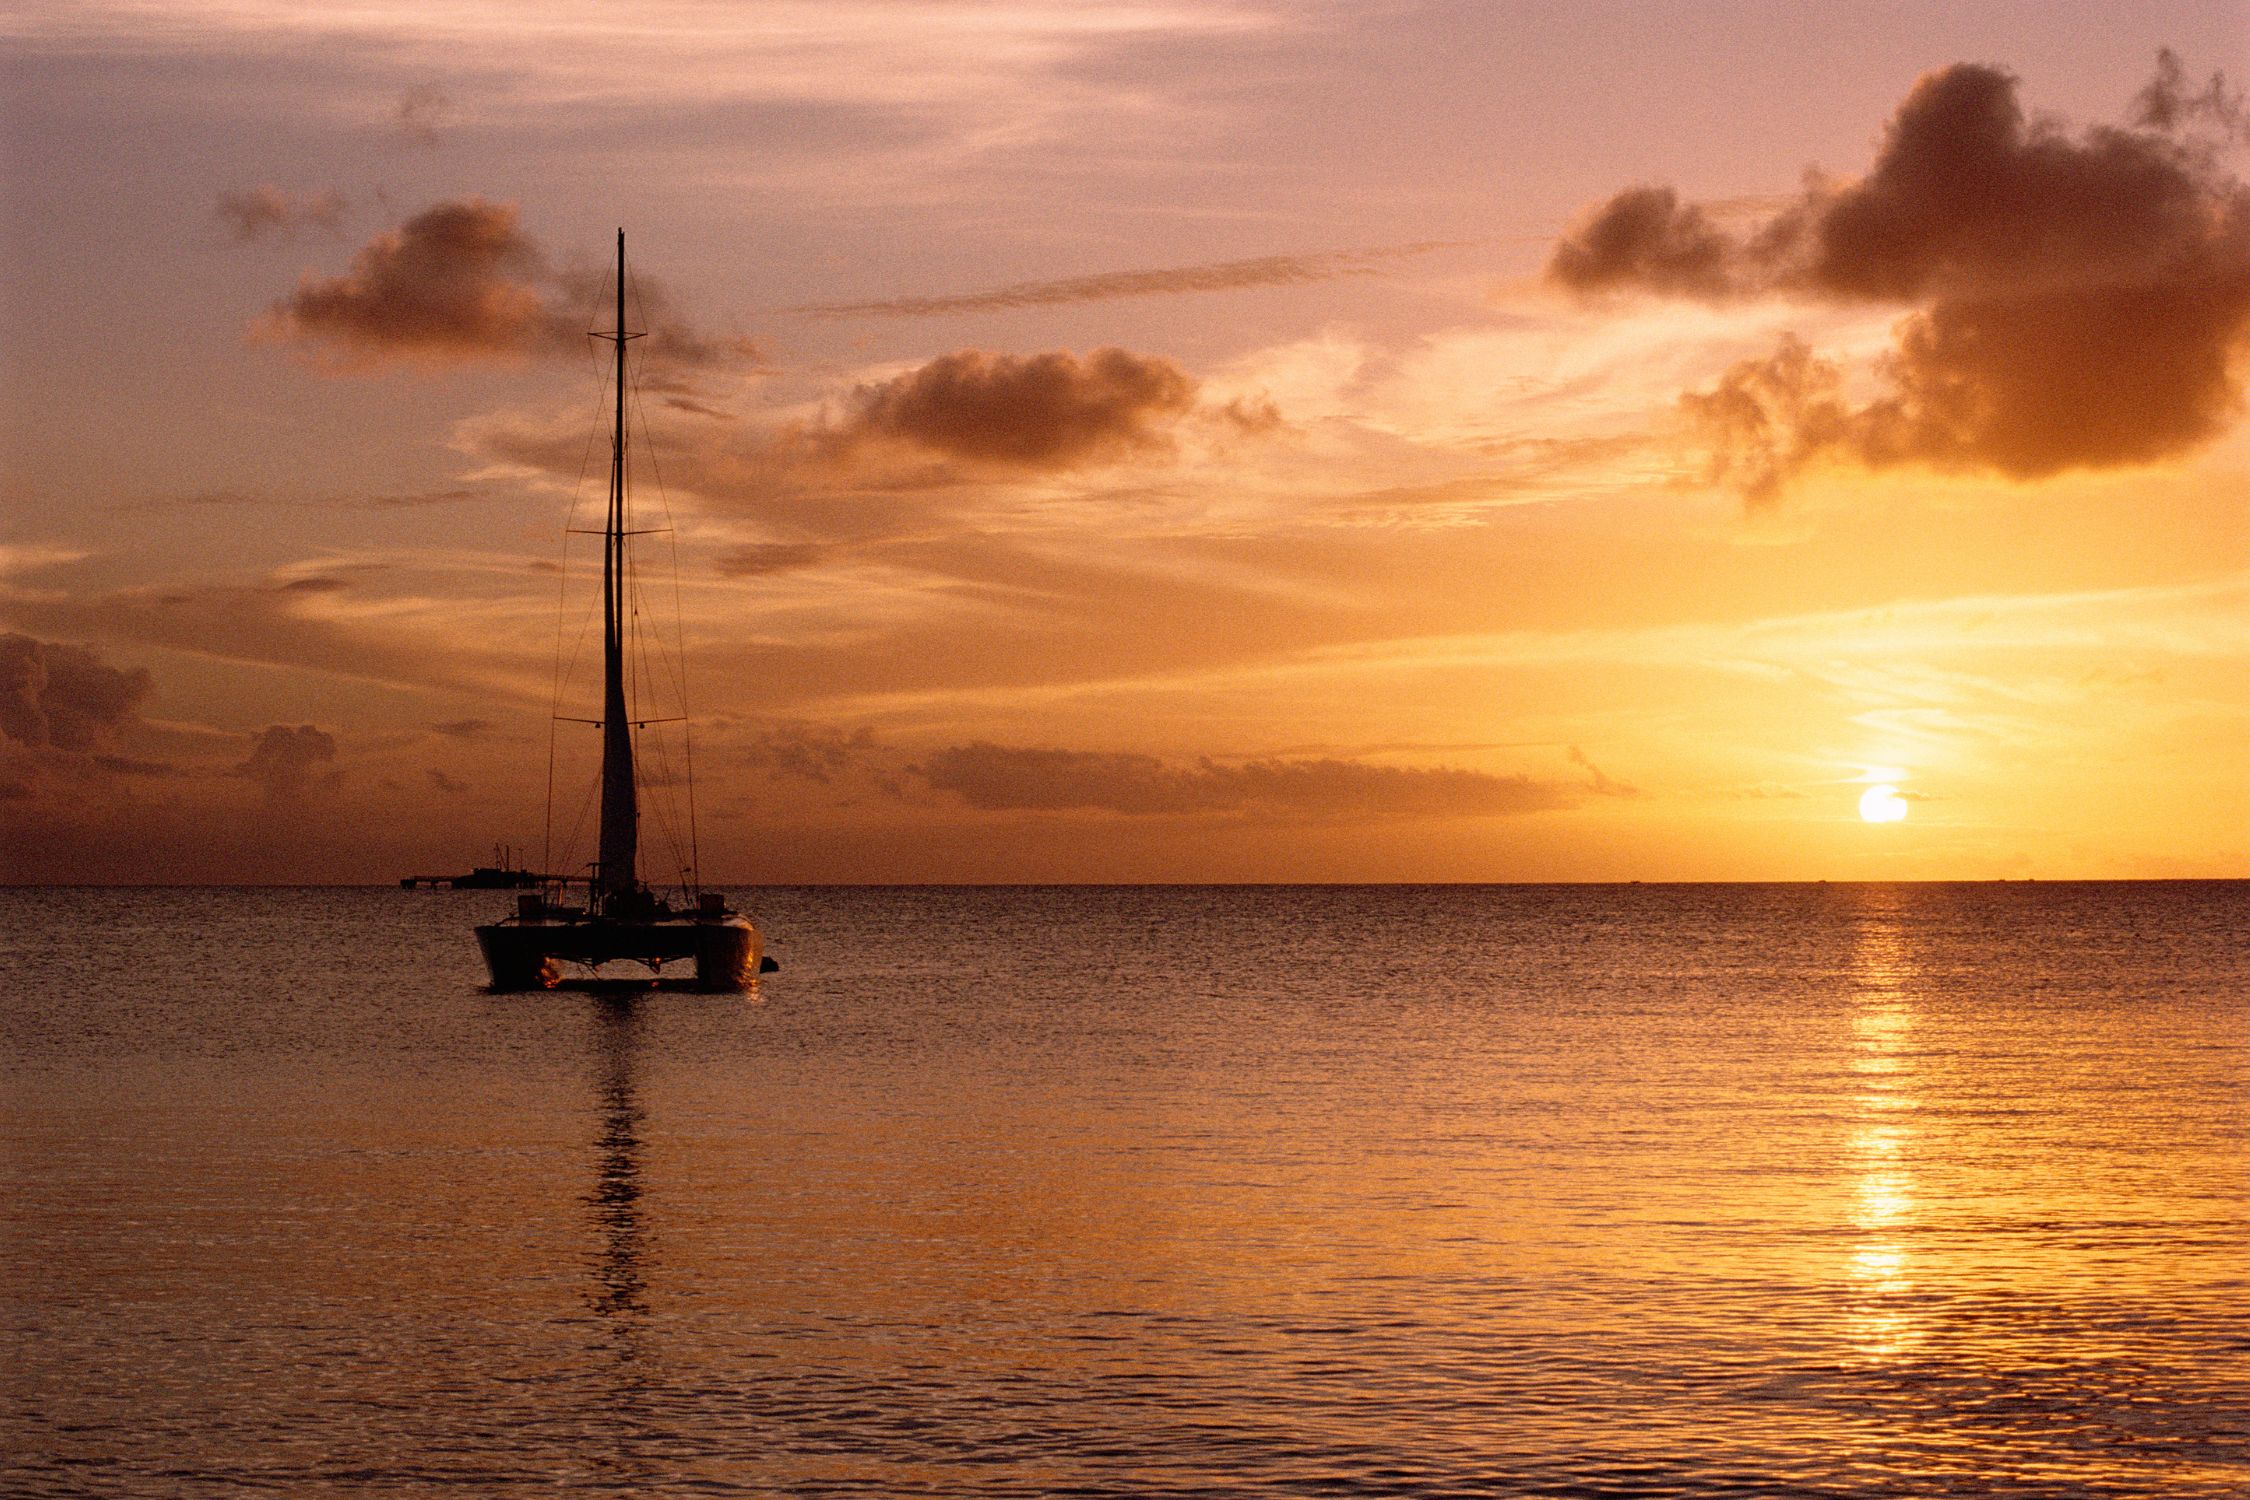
[1860,785,1911,824]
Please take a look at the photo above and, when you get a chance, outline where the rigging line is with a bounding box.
[622,626,687,895]
[618,429,692,894]
[639,723,687,897]
[618,264,704,898]
[624,586,691,894]
[546,271,616,882]
[622,338,706,887]
[627,545,690,893]
[620,278,693,724]
[555,749,602,889]
[550,355,614,833]
[634,521,693,886]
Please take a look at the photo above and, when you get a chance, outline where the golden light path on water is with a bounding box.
[1846,896,1923,1361]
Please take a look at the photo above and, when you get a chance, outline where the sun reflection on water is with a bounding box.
[1842,895,1924,1360]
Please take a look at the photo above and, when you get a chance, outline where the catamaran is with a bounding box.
[476,232,763,991]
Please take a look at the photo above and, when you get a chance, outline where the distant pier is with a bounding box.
[399,846,553,890]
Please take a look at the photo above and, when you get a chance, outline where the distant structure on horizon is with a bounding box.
[398,845,546,890]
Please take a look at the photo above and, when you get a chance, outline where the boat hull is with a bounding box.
[476,915,761,993]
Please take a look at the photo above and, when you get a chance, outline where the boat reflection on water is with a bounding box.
[574,995,664,1490]
[587,996,650,1332]
[1841,888,1926,1361]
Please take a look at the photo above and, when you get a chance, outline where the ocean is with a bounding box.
[4,882,2245,1496]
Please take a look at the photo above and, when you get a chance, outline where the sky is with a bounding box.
[2,0,2245,883]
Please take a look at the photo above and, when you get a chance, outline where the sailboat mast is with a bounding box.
[596,228,638,906]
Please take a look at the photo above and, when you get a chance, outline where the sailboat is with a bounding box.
[476,231,763,992]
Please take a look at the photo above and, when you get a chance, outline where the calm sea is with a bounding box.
[4,883,2245,1497]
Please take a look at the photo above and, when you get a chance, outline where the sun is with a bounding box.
[1859,784,1909,823]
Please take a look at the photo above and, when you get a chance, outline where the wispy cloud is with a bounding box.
[0,577,541,702]
[914,741,1590,820]
[462,343,1267,529]
[793,241,1471,318]
[392,83,452,146]
[258,197,754,374]
[216,183,347,240]
[12,1,1277,115]
[0,545,91,577]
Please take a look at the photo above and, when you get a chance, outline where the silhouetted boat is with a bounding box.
[476,232,764,992]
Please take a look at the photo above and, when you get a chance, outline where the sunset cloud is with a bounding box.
[237,723,338,802]
[2133,47,2247,139]
[717,542,833,578]
[0,579,533,701]
[1550,60,2250,500]
[260,198,562,369]
[259,198,750,373]
[216,184,347,240]
[915,742,1581,820]
[465,343,1242,531]
[795,242,1466,318]
[846,347,1198,470]
[1548,188,1735,300]
[0,634,152,753]
[737,722,878,784]
[393,83,453,146]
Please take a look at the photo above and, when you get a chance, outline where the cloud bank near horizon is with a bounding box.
[914,741,1588,820]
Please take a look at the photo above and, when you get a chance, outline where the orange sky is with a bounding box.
[3,1,2245,882]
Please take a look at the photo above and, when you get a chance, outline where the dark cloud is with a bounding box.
[259,198,562,370]
[125,485,489,513]
[556,266,762,371]
[468,344,1230,524]
[847,347,1198,469]
[2133,48,2246,138]
[426,767,467,793]
[1674,334,1844,507]
[1548,188,1736,299]
[92,754,179,778]
[794,242,1466,318]
[363,487,486,509]
[738,723,877,783]
[259,198,751,373]
[916,742,1584,820]
[1567,745,1640,798]
[394,84,453,147]
[0,634,152,752]
[217,184,347,241]
[238,724,338,802]
[718,542,832,577]
[429,718,493,739]
[1548,60,2250,499]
